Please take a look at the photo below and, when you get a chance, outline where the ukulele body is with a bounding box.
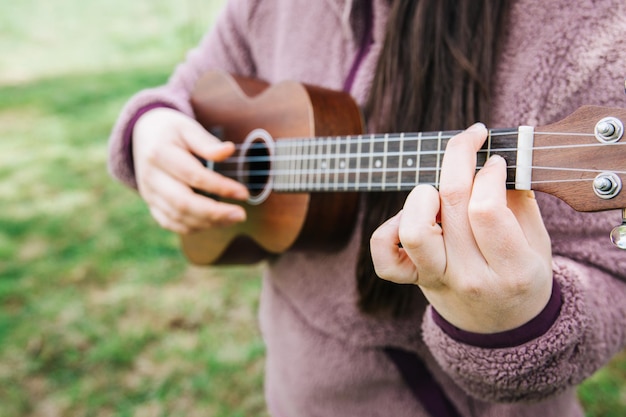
[181,71,362,265]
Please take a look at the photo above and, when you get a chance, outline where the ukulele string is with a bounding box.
[224,164,626,191]
[237,177,606,192]
[228,129,603,154]
[226,132,626,162]
[225,140,626,165]
[222,165,626,179]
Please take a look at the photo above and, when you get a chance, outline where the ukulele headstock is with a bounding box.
[532,105,626,249]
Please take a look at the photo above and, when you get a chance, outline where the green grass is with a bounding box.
[0,66,268,417]
[1,1,268,416]
[1,0,625,416]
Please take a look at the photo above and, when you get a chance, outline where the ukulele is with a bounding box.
[181,71,626,265]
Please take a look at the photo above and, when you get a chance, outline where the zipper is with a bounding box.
[342,0,374,92]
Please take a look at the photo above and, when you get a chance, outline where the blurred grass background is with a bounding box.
[0,0,625,416]
[1,1,267,416]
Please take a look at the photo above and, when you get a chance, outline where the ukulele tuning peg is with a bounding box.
[610,208,626,250]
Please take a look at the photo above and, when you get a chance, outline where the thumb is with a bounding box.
[175,112,237,163]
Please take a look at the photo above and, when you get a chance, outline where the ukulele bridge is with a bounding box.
[240,128,275,205]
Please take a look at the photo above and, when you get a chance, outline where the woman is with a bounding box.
[108,0,626,415]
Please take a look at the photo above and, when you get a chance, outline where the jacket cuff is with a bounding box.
[121,102,178,183]
[431,277,562,348]
[421,260,589,402]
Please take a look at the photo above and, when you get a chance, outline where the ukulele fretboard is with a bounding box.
[215,128,529,194]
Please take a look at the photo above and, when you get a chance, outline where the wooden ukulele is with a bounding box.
[181,71,626,265]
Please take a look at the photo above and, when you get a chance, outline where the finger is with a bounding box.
[398,184,446,287]
[149,206,193,234]
[178,116,236,162]
[135,108,249,200]
[151,143,249,201]
[438,123,488,259]
[439,123,488,206]
[469,155,550,272]
[468,155,524,263]
[143,171,247,229]
[505,190,552,259]
[370,212,419,284]
[144,108,235,163]
[469,157,553,320]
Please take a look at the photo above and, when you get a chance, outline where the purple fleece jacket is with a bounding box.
[108,0,626,415]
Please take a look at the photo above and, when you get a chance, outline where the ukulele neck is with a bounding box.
[217,127,532,194]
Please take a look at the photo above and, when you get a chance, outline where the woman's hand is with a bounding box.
[370,123,553,333]
[132,108,249,234]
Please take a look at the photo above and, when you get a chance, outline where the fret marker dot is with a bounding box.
[375,160,382,168]
[340,161,346,169]
[407,158,414,167]
[321,161,327,169]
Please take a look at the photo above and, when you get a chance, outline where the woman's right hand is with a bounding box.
[132,107,250,234]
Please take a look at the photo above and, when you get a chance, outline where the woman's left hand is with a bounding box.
[370,123,553,333]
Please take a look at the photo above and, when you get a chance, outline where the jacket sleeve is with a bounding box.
[107,0,256,189]
[422,196,626,403]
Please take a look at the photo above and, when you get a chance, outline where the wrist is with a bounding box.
[123,103,177,179]
[431,277,562,348]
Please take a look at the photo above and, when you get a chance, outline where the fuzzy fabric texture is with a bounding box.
[108,0,626,415]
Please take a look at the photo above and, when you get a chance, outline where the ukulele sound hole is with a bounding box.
[241,128,275,205]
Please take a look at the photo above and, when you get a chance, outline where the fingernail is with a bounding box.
[233,187,250,200]
[467,122,486,132]
[221,141,235,148]
[484,154,504,166]
[227,209,246,223]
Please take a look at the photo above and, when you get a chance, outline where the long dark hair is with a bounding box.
[357,0,513,317]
